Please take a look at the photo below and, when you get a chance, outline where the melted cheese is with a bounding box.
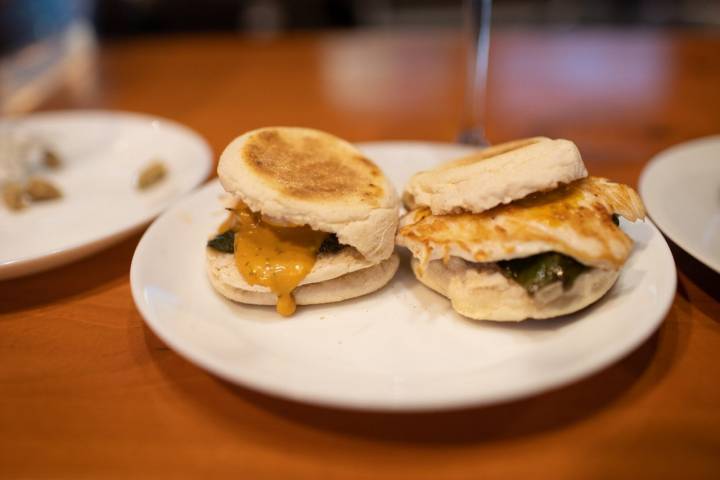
[220,202,327,316]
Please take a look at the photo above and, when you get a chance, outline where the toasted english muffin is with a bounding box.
[412,257,619,321]
[403,137,587,215]
[208,127,400,316]
[208,254,399,307]
[218,127,398,263]
[396,136,646,322]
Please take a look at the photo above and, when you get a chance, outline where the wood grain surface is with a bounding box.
[1,29,719,479]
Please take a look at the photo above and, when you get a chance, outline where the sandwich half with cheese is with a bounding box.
[206,127,400,316]
[397,137,646,321]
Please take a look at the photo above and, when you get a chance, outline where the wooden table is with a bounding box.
[2,29,719,479]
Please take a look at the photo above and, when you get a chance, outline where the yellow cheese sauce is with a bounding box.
[220,202,327,316]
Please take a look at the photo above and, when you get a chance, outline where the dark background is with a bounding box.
[3,0,719,55]
[92,0,720,36]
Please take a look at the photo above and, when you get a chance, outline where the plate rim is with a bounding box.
[639,134,720,273]
[131,141,677,412]
[0,109,214,279]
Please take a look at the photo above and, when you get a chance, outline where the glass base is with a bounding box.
[457,128,489,147]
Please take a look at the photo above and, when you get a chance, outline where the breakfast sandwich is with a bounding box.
[396,137,646,321]
[207,127,400,316]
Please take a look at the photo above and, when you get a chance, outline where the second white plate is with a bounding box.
[131,142,676,411]
[0,110,212,279]
[640,135,720,273]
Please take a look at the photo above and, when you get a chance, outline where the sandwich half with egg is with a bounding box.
[396,137,646,321]
[206,127,400,316]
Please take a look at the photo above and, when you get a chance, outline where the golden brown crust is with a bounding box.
[218,127,399,263]
[241,128,384,205]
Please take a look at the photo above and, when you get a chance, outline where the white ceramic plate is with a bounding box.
[640,135,720,273]
[131,142,676,411]
[0,110,212,279]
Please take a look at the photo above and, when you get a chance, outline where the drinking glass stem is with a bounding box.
[458,0,492,146]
